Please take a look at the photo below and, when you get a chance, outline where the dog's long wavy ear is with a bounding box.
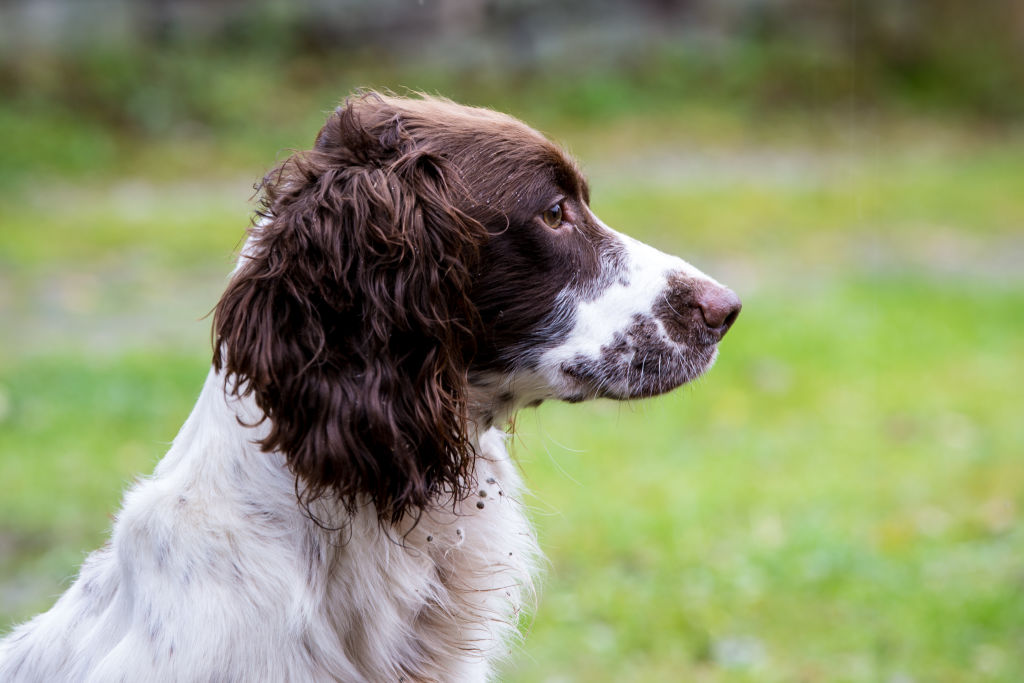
[213,98,487,524]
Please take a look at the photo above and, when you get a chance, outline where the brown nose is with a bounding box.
[697,284,741,337]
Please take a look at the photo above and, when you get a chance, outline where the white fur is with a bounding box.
[529,212,724,402]
[0,369,539,682]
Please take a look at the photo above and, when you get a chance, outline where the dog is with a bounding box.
[0,92,740,682]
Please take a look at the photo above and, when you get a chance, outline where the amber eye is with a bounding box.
[541,203,564,228]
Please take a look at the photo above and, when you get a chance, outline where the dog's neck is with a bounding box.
[151,368,292,509]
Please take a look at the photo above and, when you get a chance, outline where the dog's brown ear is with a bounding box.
[213,97,487,524]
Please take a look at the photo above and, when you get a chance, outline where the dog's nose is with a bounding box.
[697,284,741,338]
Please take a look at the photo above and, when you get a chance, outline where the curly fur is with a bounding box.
[214,99,489,524]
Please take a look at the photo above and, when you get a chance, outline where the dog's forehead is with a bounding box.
[390,97,587,200]
[453,124,588,207]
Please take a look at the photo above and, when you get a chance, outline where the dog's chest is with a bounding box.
[306,428,539,679]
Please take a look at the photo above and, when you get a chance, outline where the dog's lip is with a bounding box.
[558,342,719,401]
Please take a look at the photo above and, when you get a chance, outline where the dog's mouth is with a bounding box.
[557,315,721,402]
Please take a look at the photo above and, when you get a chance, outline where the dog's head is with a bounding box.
[214,92,739,522]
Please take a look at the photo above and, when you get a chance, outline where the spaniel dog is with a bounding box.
[0,92,740,682]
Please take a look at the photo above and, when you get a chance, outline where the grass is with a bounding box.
[1,93,1022,681]
[508,278,1024,681]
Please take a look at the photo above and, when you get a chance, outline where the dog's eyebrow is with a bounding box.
[548,154,589,204]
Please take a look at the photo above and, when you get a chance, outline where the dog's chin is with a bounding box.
[557,343,719,403]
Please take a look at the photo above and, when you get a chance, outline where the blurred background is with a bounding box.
[1,1,1022,680]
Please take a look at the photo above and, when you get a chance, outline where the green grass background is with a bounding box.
[1,63,1023,681]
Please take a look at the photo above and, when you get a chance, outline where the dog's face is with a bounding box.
[214,93,739,522]
[419,101,740,413]
[470,189,740,411]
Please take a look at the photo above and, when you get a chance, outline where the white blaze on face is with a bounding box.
[535,213,727,400]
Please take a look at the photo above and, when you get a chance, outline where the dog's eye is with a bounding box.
[541,203,564,229]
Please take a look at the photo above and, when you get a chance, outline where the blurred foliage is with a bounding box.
[1,2,1023,680]
[3,125,1023,678]
[1,0,1022,187]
